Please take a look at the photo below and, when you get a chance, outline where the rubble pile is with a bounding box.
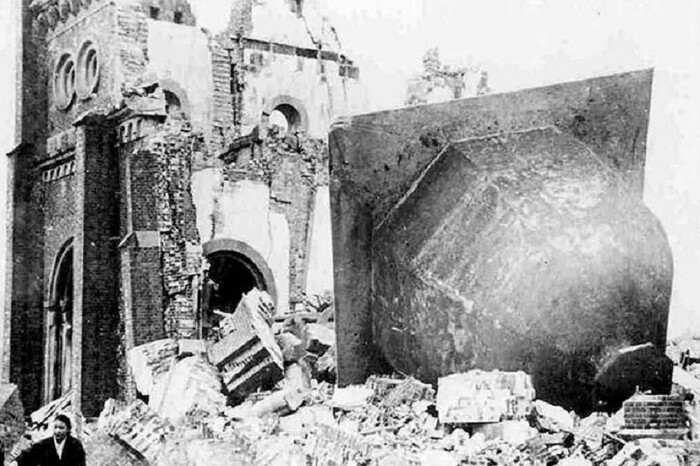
[0,384,25,455]
[10,303,700,465]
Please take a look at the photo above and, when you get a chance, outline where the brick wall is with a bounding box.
[228,0,254,37]
[6,145,46,412]
[221,133,327,306]
[623,394,686,430]
[119,134,166,348]
[77,119,121,416]
[209,40,235,152]
[149,127,202,338]
[5,0,50,409]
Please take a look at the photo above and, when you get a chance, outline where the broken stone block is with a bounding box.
[303,424,372,466]
[556,458,593,466]
[315,343,337,382]
[673,366,700,440]
[527,400,575,433]
[418,449,458,466]
[436,370,535,424]
[275,332,305,363]
[595,342,673,411]
[305,323,335,355]
[127,338,179,396]
[367,376,435,409]
[28,389,72,429]
[219,289,275,336]
[471,420,536,444]
[293,405,337,429]
[208,292,284,400]
[575,412,608,451]
[179,339,207,357]
[255,436,307,466]
[97,399,169,463]
[330,385,373,411]
[608,439,700,466]
[83,432,149,466]
[0,384,25,454]
[185,438,256,466]
[149,355,226,425]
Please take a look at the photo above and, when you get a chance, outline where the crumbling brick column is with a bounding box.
[74,116,121,416]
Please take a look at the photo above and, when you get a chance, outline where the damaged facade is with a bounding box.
[3,0,361,415]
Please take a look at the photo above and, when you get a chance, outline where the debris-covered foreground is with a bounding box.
[4,292,700,465]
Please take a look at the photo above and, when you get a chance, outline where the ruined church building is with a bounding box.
[3,0,361,416]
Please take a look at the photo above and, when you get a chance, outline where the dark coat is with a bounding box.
[16,436,85,466]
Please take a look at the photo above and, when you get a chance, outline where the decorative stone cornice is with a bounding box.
[30,0,100,32]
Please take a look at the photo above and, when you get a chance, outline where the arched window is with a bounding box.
[164,90,182,119]
[268,103,302,135]
[45,241,74,403]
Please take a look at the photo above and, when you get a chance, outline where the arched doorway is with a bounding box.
[262,95,309,136]
[201,239,277,337]
[205,250,266,314]
[269,104,302,135]
[45,242,74,403]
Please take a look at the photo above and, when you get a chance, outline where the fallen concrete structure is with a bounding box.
[329,69,673,414]
[207,289,284,400]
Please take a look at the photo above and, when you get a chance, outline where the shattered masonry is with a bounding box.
[5,0,360,415]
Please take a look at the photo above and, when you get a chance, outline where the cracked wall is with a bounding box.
[7,0,360,410]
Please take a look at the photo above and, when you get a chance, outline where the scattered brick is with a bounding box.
[436,370,535,424]
[126,338,179,396]
[0,384,26,454]
[97,399,169,464]
[149,355,226,425]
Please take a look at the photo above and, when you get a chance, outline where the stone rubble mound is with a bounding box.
[6,300,700,466]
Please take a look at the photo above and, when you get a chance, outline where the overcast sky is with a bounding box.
[1,0,700,338]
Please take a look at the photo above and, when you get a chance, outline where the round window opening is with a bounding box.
[76,41,100,100]
[54,54,76,110]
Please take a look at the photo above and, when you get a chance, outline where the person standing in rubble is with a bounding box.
[11,414,85,466]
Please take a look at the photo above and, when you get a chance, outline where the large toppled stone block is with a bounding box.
[127,339,179,396]
[527,400,576,433]
[436,370,535,423]
[219,289,275,336]
[0,384,25,454]
[149,355,226,425]
[330,69,672,415]
[97,399,169,463]
[208,290,284,400]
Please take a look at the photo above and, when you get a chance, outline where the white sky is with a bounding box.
[1,0,700,338]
